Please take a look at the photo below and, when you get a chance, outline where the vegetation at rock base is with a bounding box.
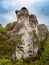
[0,22,49,65]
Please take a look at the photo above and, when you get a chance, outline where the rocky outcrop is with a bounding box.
[38,24,48,41]
[7,7,48,61]
[29,14,38,28]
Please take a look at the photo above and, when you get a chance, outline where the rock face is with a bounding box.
[7,7,48,61]
[38,24,48,41]
[15,7,38,59]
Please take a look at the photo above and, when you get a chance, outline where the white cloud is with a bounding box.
[2,0,43,24]
[2,0,44,9]
[3,11,17,23]
[1,0,49,27]
[38,16,49,25]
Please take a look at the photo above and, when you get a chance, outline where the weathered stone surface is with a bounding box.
[7,7,48,61]
[38,24,48,41]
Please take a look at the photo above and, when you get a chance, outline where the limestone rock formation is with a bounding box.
[38,24,48,41]
[7,7,48,61]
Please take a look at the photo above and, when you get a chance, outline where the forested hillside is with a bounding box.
[0,22,49,65]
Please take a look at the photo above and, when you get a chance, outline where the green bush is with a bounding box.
[0,59,13,65]
[0,22,49,65]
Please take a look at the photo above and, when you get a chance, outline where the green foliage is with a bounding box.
[0,59,13,65]
[40,38,49,63]
[0,27,12,59]
[5,21,16,31]
[0,28,6,34]
[0,22,49,65]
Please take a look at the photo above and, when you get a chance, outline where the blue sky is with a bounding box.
[0,0,49,29]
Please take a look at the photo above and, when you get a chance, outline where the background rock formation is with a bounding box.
[38,24,48,42]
